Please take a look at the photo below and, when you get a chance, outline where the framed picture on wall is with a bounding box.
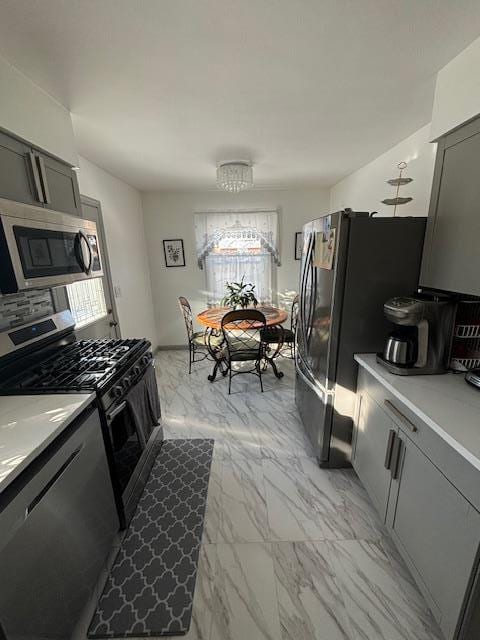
[163,239,185,267]
[295,232,303,260]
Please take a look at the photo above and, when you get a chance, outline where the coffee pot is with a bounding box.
[377,292,457,375]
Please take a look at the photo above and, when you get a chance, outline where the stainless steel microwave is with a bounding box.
[0,198,103,294]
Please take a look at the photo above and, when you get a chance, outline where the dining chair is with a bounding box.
[178,296,220,374]
[260,294,299,360]
[221,309,267,394]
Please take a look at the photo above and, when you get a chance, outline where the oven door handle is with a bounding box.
[106,401,127,424]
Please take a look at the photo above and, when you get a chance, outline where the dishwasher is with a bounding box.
[0,404,119,640]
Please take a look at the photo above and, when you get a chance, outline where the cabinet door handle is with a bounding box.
[390,435,403,480]
[28,152,44,203]
[384,429,396,470]
[384,399,418,433]
[37,156,51,204]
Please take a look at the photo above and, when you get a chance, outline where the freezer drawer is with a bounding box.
[295,361,332,462]
[0,405,118,639]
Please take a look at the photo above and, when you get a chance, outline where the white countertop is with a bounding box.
[355,354,480,471]
[0,393,95,492]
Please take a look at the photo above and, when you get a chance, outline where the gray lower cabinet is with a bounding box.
[0,406,118,639]
[0,127,81,216]
[352,391,396,521]
[387,433,480,639]
[353,367,480,640]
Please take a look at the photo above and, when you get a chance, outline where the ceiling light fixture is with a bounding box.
[216,161,253,193]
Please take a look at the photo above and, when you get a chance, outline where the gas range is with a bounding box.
[0,337,149,395]
[0,310,162,529]
[0,310,153,407]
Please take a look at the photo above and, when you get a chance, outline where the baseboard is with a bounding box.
[155,345,189,352]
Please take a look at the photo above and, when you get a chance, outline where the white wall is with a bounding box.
[0,54,77,165]
[431,35,480,140]
[330,35,480,222]
[0,54,157,345]
[142,188,330,346]
[330,124,436,217]
[77,156,157,347]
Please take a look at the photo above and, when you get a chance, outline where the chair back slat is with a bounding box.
[221,309,266,361]
[178,296,194,340]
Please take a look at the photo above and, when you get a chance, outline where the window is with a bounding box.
[195,210,280,306]
[205,250,272,305]
[66,278,107,328]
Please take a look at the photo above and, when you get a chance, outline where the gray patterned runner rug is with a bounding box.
[88,439,214,638]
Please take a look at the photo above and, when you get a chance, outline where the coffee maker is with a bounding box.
[377,292,457,375]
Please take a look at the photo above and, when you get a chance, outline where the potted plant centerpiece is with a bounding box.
[221,276,259,310]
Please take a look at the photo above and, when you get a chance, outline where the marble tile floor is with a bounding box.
[73,350,442,640]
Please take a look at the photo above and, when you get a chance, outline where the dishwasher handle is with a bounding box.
[26,445,83,518]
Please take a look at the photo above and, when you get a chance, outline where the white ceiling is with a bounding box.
[0,0,480,191]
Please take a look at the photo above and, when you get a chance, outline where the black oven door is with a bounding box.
[105,399,144,498]
[104,361,162,528]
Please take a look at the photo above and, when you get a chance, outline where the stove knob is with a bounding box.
[142,354,150,365]
[112,385,123,398]
[133,365,141,376]
[122,376,130,388]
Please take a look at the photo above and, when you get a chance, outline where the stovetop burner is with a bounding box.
[0,337,148,394]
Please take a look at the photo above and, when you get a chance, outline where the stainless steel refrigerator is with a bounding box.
[295,210,426,467]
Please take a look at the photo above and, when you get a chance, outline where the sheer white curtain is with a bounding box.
[194,209,280,306]
[205,254,272,305]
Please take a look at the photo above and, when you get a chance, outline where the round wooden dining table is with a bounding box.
[197,305,288,330]
[196,305,289,382]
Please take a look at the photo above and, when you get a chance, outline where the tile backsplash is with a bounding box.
[0,289,54,332]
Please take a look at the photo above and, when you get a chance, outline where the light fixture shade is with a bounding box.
[216,161,253,193]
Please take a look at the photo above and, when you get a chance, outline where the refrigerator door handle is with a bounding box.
[298,232,315,352]
[307,260,317,343]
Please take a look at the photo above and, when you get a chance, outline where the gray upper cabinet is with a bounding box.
[421,116,480,296]
[36,151,81,216]
[387,433,480,640]
[0,131,43,206]
[0,127,81,216]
